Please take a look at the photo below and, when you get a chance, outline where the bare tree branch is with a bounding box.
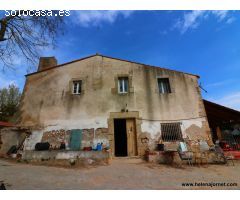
[0,10,65,70]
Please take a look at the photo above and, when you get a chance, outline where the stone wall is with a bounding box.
[94,128,109,148]
[22,150,110,167]
[82,128,94,148]
[19,55,206,131]
[41,129,71,149]
[22,150,109,161]
[26,128,109,151]
[0,128,27,155]
[147,151,218,164]
[18,55,211,157]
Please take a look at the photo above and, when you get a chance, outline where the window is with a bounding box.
[118,77,128,93]
[161,123,183,142]
[157,78,171,94]
[72,80,82,94]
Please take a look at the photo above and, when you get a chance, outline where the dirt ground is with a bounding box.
[0,158,240,190]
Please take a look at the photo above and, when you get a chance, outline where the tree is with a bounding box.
[0,10,66,69]
[0,84,21,121]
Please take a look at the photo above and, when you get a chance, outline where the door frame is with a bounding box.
[113,118,128,157]
[108,111,142,157]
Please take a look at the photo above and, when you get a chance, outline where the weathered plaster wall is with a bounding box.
[24,130,43,150]
[140,117,210,150]
[0,128,26,154]
[22,128,109,151]
[18,55,210,155]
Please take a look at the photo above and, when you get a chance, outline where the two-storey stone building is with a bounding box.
[17,54,212,157]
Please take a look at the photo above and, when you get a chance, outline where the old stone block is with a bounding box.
[41,129,70,149]
[94,128,109,146]
[82,128,94,148]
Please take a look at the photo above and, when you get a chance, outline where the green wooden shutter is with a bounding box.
[70,129,82,150]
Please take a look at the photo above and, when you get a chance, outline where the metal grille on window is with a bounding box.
[161,122,183,142]
[72,80,82,94]
[158,78,171,94]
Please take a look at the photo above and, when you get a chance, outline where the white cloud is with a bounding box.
[173,10,206,34]
[211,92,240,111]
[211,10,229,21]
[73,11,134,27]
[173,10,234,34]
[0,76,17,89]
[226,17,235,24]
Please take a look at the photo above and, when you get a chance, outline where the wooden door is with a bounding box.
[126,119,137,156]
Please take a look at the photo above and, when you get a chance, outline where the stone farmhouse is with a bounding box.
[13,54,212,157]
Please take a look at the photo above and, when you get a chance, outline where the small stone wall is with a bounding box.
[94,128,109,147]
[147,151,220,165]
[0,128,26,155]
[40,128,109,150]
[41,129,71,149]
[22,150,110,162]
[82,128,94,148]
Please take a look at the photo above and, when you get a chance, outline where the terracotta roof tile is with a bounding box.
[0,121,14,127]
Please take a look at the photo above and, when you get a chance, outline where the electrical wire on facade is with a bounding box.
[136,115,207,122]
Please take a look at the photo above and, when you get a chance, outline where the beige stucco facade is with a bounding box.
[17,54,211,156]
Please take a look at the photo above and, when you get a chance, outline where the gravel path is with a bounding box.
[0,158,239,190]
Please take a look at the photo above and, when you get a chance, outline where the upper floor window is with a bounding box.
[118,77,129,94]
[157,78,171,94]
[72,80,82,94]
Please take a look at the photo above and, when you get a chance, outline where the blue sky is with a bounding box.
[0,10,240,110]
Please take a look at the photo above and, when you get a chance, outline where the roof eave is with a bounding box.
[25,54,200,78]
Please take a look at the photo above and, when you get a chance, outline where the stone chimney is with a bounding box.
[38,57,57,71]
